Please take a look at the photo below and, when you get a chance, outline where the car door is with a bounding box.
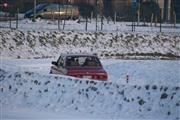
[50,4,58,19]
[53,4,60,19]
[42,4,54,19]
[40,7,50,19]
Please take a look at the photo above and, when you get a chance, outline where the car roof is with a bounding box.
[61,53,97,57]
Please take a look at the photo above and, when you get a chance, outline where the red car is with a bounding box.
[50,54,108,81]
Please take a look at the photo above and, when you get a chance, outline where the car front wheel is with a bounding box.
[36,15,43,20]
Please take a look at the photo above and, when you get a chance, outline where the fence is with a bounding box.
[1,16,179,33]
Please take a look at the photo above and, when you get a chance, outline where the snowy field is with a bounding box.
[0,59,180,120]
[1,59,180,86]
[0,19,180,120]
[0,19,180,33]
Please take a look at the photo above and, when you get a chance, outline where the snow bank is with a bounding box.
[0,68,179,120]
[0,29,180,59]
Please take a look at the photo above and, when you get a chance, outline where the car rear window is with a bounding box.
[66,56,101,67]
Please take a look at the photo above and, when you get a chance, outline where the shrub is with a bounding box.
[161,93,168,99]
[138,99,145,105]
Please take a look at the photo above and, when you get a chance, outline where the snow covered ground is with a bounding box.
[0,19,180,33]
[0,19,180,120]
[0,59,180,120]
[1,59,180,86]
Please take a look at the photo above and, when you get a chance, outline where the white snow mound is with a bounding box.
[0,68,179,120]
[0,29,180,59]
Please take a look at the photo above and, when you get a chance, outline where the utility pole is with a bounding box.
[99,0,104,30]
[137,2,140,26]
[96,0,98,31]
[63,0,68,30]
[58,3,60,30]
[16,8,19,29]
[32,0,36,22]
[114,12,116,24]
[173,11,176,27]
[131,0,136,32]
[160,8,162,32]
[85,0,89,31]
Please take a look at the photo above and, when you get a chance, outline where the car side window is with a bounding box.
[59,58,64,67]
[57,56,64,67]
[51,4,58,11]
[43,8,47,12]
[45,5,54,12]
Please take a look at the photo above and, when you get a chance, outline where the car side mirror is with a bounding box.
[52,61,57,66]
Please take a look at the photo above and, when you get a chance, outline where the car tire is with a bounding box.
[73,17,76,20]
[67,17,71,20]
[36,16,43,20]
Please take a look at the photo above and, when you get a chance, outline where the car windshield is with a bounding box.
[25,3,48,15]
[66,56,101,67]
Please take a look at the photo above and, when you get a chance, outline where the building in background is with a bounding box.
[1,0,179,21]
[157,0,171,21]
[157,0,180,22]
[142,0,179,22]
[171,0,180,22]
[103,0,133,21]
[0,0,97,12]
